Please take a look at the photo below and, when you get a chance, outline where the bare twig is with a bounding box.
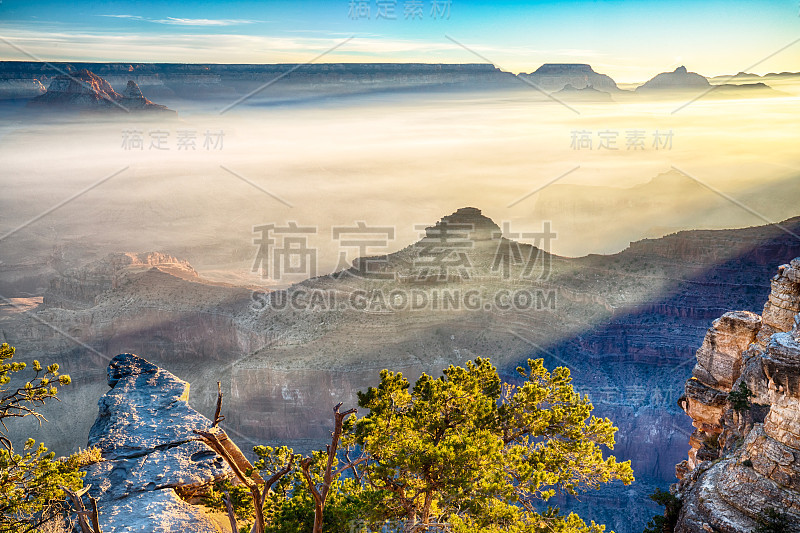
[195,426,293,533]
[61,485,100,533]
[224,491,238,533]
[213,381,224,427]
[300,403,360,533]
[88,496,101,533]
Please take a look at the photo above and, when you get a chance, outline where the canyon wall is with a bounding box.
[674,258,800,531]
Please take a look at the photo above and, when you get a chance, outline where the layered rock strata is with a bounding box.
[675,258,800,531]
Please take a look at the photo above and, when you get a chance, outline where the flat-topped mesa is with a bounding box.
[0,78,46,99]
[673,258,800,532]
[82,353,253,532]
[519,63,620,92]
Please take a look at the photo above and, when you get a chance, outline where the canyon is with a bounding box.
[4,208,800,532]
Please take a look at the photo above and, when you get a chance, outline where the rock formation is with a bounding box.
[555,83,614,102]
[80,353,247,532]
[0,78,46,99]
[45,252,198,310]
[674,258,800,531]
[519,63,620,92]
[636,66,711,91]
[635,66,782,97]
[28,69,174,113]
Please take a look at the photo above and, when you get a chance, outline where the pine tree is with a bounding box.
[347,357,634,532]
[0,343,85,533]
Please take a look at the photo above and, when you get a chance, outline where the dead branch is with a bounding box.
[299,403,359,533]
[224,491,238,533]
[61,485,101,533]
[213,381,224,427]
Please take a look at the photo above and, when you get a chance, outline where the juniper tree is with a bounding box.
[0,342,85,533]
[347,358,634,532]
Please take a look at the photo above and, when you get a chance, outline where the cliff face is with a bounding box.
[675,258,800,531]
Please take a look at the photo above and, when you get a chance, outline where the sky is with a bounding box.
[0,0,798,82]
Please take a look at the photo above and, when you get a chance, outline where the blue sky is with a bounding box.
[0,0,798,81]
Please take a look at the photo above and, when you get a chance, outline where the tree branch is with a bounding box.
[224,491,238,533]
[212,381,224,427]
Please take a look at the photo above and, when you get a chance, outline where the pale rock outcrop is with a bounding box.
[674,258,800,531]
[80,353,242,532]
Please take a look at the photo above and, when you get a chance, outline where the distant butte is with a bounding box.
[28,69,175,114]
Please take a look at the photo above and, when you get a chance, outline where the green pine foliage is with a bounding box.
[728,382,753,412]
[0,343,86,533]
[347,357,633,532]
[642,489,682,533]
[207,357,633,533]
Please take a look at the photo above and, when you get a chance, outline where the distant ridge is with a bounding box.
[636,66,782,95]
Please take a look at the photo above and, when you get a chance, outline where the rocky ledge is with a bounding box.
[675,258,800,531]
[80,353,248,532]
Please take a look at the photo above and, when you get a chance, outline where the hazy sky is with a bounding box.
[0,0,798,81]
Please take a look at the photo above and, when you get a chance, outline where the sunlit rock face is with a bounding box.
[675,258,800,532]
[27,69,175,113]
[81,353,235,532]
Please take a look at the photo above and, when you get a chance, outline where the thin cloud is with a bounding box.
[151,17,263,26]
[96,14,263,26]
[98,14,145,20]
